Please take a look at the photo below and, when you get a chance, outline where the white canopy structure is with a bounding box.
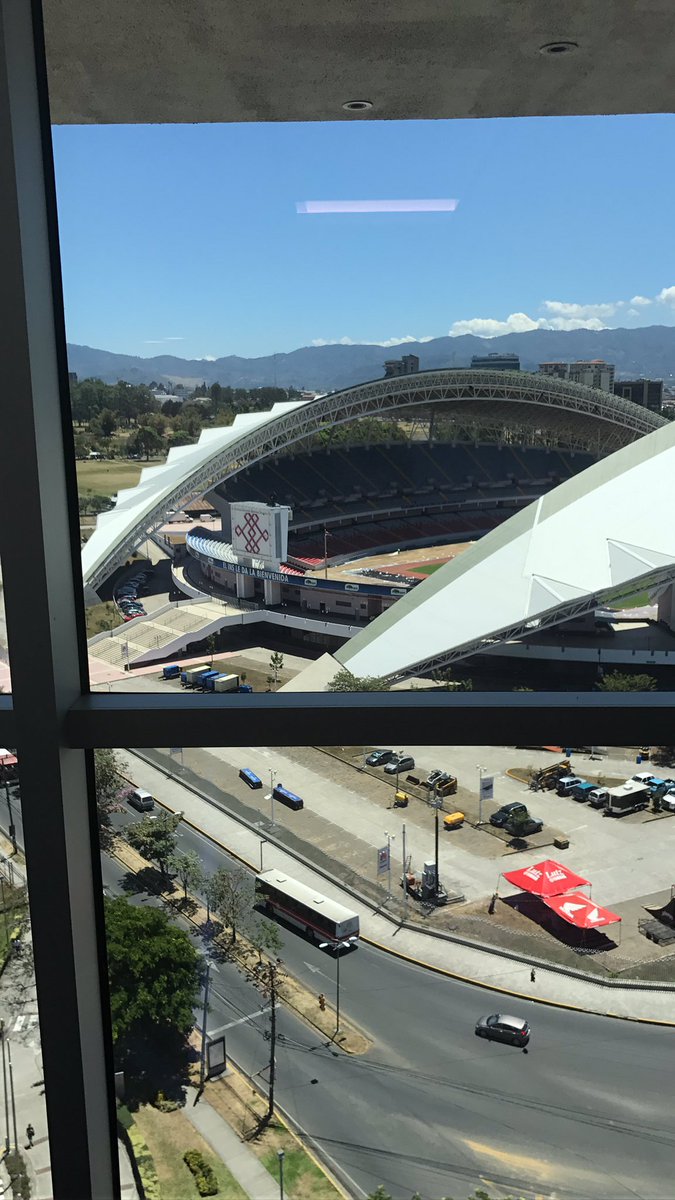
[336,420,675,681]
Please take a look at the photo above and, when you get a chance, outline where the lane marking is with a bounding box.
[207,1006,272,1037]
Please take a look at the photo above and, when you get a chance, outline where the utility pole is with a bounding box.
[258,959,281,1132]
[199,959,212,1091]
[278,1148,285,1200]
[401,822,408,918]
[319,937,357,1034]
[477,763,485,825]
[323,526,328,579]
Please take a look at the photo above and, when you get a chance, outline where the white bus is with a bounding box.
[255,869,360,945]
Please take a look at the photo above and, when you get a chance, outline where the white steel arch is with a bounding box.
[82,370,665,588]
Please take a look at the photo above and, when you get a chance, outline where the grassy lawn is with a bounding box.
[407,560,447,577]
[133,1104,248,1200]
[76,456,166,497]
[263,1145,337,1199]
[608,590,652,609]
[85,601,125,638]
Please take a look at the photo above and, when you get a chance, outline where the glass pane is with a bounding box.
[0,556,9,695]
[52,117,675,696]
[97,742,673,1198]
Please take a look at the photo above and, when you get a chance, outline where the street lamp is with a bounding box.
[199,959,212,1091]
[318,936,358,1033]
[477,763,485,825]
[265,769,277,828]
[394,750,405,795]
[383,830,395,901]
[431,784,442,902]
[278,1148,285,1200]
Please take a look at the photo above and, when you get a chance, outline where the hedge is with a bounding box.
[183,1149,219,1196]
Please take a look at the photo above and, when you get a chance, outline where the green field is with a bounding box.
[76,456,166,497]
[608,591,652,610]
[407,561,448,577]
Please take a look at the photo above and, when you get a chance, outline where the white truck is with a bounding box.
[603,780,650,817]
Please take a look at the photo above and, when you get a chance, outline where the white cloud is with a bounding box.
[626,308,640,318]
[450,312,546,337]
[657,286,675,306]
[545,316,608,331]
[197,355,217,361]
[542,300,619,320]
[144,336,184,344]
[630,295,651,307]
[311,334,434,348]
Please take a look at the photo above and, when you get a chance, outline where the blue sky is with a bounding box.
[52,114,675,360]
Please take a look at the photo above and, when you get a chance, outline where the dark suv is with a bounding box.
[489,802,527,828]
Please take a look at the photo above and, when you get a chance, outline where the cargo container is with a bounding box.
[162,664,181,679]
[214,673,239,693]
[197,670,220,690]
[182,664,208,687]
[239,767,262,789]
[272,783,304,811]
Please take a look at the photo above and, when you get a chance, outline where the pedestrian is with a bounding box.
[26,1123,35,1148]
[488,892,497,915]
[530,968,536,983]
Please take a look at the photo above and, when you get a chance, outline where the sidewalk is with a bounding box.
[183,1086,278,1200]
[128,749,675,1024]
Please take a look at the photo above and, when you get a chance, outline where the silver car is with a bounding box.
[475,1013,530,1046]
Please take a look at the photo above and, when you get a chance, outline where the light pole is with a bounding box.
[401,822,408,918]
[265,769,277,828]
[259,837,267,872]
[278,1148,285,1200]
[394,750,404,796]
[383,830,395,901]
[4,782,16,853]
[0,1022,9,1152]
[477,763,485,825]
[319,936,358,1033]
[199,959,212,1091]
[431,784,442,902]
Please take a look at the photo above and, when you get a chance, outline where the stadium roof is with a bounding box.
[81,370,665,589]
[335,419,675,680]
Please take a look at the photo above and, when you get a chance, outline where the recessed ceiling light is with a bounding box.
[539,41,579,56]
[342,100,373,112]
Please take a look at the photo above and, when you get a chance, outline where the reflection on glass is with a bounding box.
[99,742,674,1198]
[0,558,10,695]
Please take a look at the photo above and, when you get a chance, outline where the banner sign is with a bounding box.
[479,775,494,801]
[377,845,390,875]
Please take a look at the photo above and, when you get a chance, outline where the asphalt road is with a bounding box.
[7,788,675,1199]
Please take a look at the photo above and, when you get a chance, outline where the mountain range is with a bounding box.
[67,325,675,393]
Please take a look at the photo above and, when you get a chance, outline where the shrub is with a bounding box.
[184,1149,219,1195]
[6,1150,31,1199]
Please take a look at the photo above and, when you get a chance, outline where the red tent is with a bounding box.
[502,859,590,897]
[543,892,621,929]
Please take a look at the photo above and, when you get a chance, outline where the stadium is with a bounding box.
[82,366,675,685]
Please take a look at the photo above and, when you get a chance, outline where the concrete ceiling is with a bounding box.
[43,0,675,125]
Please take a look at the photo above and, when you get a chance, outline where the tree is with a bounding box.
[98,408,118,438]
[104,897,201,1094]
[127,426,164,460]
[269,651,284,687]
[203,874,221,923]
[171,849,203,901]
[212,864,254,945]
[248,915,283,963]
[94,748,127,851]
[126,810,182,880]
[596,671,657,692]
[327,668,389,692]
[207,633,216,666]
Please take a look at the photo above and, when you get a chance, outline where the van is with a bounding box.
[571,782,596,803]
[128,788,154,812]
[556,775,584,797]
[588,787,609,809]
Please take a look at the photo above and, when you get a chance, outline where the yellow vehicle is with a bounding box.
[443,811,465,830]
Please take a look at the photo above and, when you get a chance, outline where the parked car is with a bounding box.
[475,1013,530,1046]
[384,754,415,775]
[660,791,675,813]
[507,814,543,836]
[366,749,394,767]
[489,802,527,828]
[427,769,451,788]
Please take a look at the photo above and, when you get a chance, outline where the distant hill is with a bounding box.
[67,326,675,392]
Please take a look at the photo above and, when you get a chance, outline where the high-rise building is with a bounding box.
[614,378,663,413]
[470,352,520,371]
[568,360,615,391]
[538,362,569,379]
[383,353,419,377]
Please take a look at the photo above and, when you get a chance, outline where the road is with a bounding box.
[7,787,675,1198]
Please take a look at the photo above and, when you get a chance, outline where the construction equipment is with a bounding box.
[529,760,571,791]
